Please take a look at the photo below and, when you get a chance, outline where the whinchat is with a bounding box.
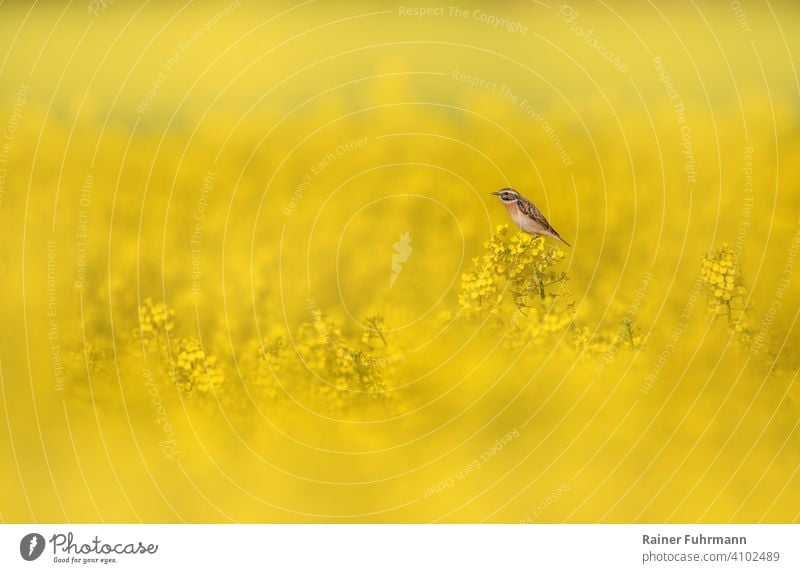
[492,188,571,246]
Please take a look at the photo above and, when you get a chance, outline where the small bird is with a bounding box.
[492,187,571,247]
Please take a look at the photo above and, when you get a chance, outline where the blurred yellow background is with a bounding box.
[0,0,798,522]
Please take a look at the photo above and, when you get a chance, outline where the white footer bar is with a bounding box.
[2,524,797,572]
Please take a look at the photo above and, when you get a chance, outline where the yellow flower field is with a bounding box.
[0,0,798,523]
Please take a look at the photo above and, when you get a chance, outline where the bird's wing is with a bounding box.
[517,198,555,233]
[517,198,571,246]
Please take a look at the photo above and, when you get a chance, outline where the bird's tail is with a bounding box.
[551,231,571,247]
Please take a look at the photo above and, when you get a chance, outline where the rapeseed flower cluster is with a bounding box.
[171,337,225,396]
[569,301,643,365]
[135,297,175,344]
[246,311,402,416]
[458,224,568,317]
[571,325,633,357]
[458,224,576,349]
[239,336,287,403]
[700,244,750,337]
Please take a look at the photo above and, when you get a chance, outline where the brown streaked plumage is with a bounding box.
[492,187,571,247]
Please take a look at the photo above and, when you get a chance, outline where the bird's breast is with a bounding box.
[505,202,532,232]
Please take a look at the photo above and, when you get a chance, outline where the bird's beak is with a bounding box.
[491,191,500,196]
